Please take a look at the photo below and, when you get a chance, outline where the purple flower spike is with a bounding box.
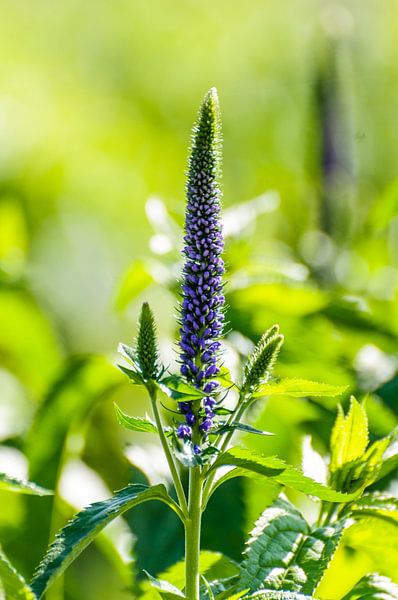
[177,88,225,452]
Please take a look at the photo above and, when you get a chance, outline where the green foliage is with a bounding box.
[0,547,36,600]
[342,573,398,600]
[114,402,160,434]
[144,571,186,599]
[211,447,358,502]
[31,484,181,598]
[252,379,348,399]
[158,375,205,401]
[0,473,52,496]
[239,499,345,594]
[330,398,369,473]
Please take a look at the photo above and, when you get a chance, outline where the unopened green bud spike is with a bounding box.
[242,327,283,394]
[136,302,160,381]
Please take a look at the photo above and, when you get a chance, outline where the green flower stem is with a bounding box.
[148,385,189,517]
[185,466,203,600]
[202,393,252,508]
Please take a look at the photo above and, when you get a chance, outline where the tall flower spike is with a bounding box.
[177,88,225,449]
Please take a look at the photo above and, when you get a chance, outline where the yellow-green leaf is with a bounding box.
[330,398,369,473]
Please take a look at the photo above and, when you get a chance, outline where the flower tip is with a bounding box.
[203,87,220,110]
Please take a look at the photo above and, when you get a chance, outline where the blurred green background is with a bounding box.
[0,1,398,598]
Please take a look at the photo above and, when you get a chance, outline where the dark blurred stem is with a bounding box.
[149,385,188,516]
[185,466,202,600]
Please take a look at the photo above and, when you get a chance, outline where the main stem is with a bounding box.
[185,466,203,600]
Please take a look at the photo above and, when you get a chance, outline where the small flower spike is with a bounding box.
[136,302,161,381]
[241,326,284,394]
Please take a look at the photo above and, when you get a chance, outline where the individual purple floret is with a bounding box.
[177,88,225,451]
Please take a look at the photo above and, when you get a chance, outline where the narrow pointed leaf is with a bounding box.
[211,447,359,502]
[117,364,144,384]
[31,484,180,598]
[348,493,398,523]
[239,499,345,594]
[253,379,347,399]
[144,570,185,599]
[214,422,274,436]
[245,593,315,599]
[114,403,158,434]
[342,573,398,600]
[158,375,204,401]
[0,547,36,599]
[0,473,52,496]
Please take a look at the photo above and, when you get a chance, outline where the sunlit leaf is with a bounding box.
[114,403,158,434]
[253,379,347,399]
[211,447,358,502]
[0,473,52,496]
[330,398,369,473]
[30,483,180,598]
[144,570,185,599]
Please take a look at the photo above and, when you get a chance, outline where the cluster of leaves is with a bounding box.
[2,319,398,600]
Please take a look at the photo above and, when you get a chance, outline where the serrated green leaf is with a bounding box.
[30,483,180,598]
[342,573,398,600]
[144,570,185,599]
[0,473,52,496]
[239,499,346,594]
[330,398,369,473]
[348,493,398,524]
[114,403,158,434]
[211,447,358,502]
[252,379,347,399]
[0,547,36,599]
[158,375,204,401]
